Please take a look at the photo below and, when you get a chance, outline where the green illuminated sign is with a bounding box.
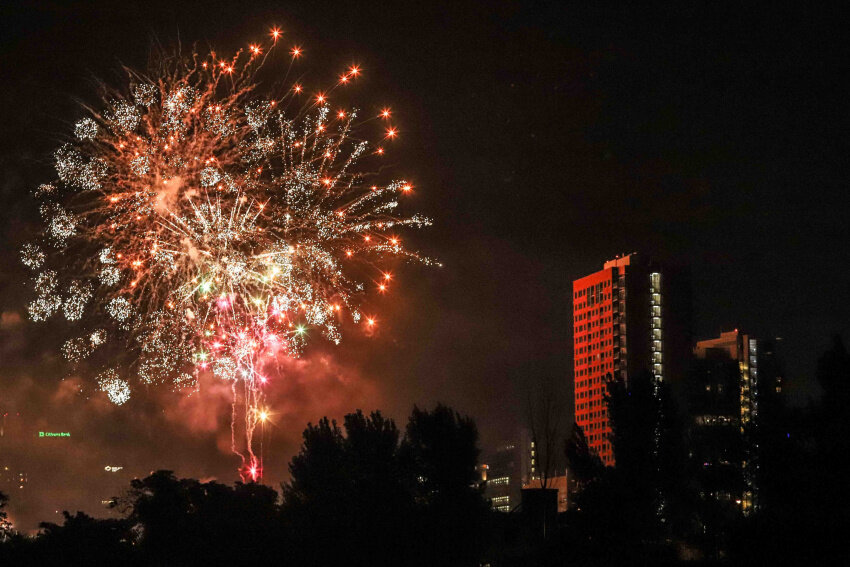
[39,431,70,438]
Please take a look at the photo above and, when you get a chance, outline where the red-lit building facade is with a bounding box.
[572,254,690,466]
[573,264,617,464]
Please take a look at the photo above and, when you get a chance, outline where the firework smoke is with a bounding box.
[22,29,435,480]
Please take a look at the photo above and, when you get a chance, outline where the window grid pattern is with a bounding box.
[573,269,616,465]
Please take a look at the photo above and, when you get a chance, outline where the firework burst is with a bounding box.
[22,29,436,480]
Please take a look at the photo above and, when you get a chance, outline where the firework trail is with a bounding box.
[21,29,435,481]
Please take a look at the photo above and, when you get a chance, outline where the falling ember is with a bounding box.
[21,28,437,481]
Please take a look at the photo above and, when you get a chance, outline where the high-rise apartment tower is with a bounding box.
[691,330,782,514]
[572,253,690,465]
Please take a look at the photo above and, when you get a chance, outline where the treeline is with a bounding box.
[0,405,490,566]
[543,335,850,565]
[2,338,849,565]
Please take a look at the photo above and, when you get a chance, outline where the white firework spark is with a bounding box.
[23,31,436,480]
[97,368,131,405]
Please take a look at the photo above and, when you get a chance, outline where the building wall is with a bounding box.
[688,352,745,509]
[573,267,616,464]
[481,436,531,512]
[691,330,781,515]
[573,253,691,466]
[522,474,569,513]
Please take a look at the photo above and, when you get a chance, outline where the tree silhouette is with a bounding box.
[565,422,605,489]
[114,470,278,565]
[805,335,850,558]
[556,371,690,563]
[401,405,480,503]
[33,512,131,566]
[281,410,414,565]
[281,416,348,511]
[277,405,489,566]
[525,375,568,488]
[729,335,850,563]
[0,490,11,542]
[399,404,489,566]
[1,405,493,566]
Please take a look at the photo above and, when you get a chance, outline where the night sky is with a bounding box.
[1,2,847,530]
